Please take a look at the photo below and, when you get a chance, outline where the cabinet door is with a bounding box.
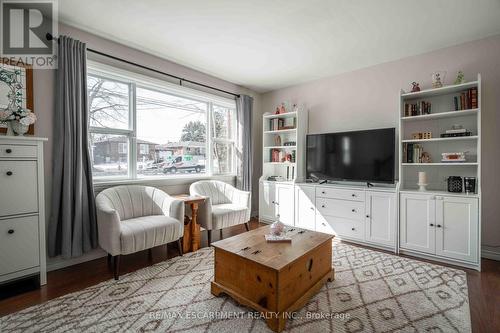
[435,196,478,262]
[0,160,38,216]
[276,184,294,225]
[365,191,396,247]
[400,193,436,254]
[259,181,275,222]
[295,185,315,230]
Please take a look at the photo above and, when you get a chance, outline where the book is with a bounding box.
[265,234,292,243]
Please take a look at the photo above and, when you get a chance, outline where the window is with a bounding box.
[87,63,236,181]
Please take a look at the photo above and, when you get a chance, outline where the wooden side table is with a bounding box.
[173,194,206,253]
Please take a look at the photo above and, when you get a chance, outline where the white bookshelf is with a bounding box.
[260,107,308,183]
[398,74,481,195]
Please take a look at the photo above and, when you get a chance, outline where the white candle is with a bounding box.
[418,171,427,184]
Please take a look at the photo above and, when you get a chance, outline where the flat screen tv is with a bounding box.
[306,128,395,184]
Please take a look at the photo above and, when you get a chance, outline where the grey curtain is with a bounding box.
[48,36,97,258]
[235,95,253,192]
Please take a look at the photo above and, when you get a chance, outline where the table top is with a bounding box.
[211,225,333,271]
[173,194,206,204]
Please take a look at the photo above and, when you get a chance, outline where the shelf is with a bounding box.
[264,129,296,134]
[400,189,479,198]
[402,136,478,143]
[402,162,478,166]
[401,81,478,99]
[401,108,478,121]
[263,112,297,119]
[264,146,297,149]
[264,162,296,166]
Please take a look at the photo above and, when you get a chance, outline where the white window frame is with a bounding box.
[211,103,237,175]
[87,61,237,183]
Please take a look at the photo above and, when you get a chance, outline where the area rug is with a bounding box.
[0,241,471,332]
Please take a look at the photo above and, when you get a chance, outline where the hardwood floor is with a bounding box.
[1,218,499,332]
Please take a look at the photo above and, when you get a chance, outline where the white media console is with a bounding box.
[260,181,398,252]
[259,180,480,270]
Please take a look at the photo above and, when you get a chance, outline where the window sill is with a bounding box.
[92,174,237,190]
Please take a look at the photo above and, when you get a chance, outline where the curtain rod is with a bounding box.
[46,33,240,98]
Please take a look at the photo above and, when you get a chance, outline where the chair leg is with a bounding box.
[207,230,212,246]
[177,238,183,256]
[113,255,121,280]
[245,222,250,231]
[220,229,223,240]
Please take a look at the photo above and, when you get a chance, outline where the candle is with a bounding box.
[418,171,427,184]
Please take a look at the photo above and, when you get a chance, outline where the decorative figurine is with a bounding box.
[411,82,421,92]
[274,135,282,146]
[431,71,445,88]
[275,106,280,115]
[454,71,465,84]
[421,152,432,163]
[279,103,286,114]
[292,103,299,113]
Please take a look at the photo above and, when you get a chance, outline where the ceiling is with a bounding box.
[59,0,500,93]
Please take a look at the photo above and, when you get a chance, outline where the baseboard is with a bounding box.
[47,248,107,272]
[481,246,500,261]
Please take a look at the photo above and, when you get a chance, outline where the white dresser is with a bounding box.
[0,136,47,285]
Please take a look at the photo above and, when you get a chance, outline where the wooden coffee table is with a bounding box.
[211,225,334,332]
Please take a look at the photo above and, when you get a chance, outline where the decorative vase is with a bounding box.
[270,216,285,236]
[11,121,29,136]
[5,122,15,136]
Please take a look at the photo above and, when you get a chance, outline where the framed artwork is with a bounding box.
[0,59,34,135]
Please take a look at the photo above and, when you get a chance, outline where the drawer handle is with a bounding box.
[310,207,314,210]
[322,222,326,226]
[8,229,14,234]
[6,171,13,176]
[351,209,356,212]
[321,204,325,208]
[430,223,434,227]
[366,215,370,218]
[5,148,12,154]
[436,224,442,228]
[351,227,356,231]
[351,194,356,197]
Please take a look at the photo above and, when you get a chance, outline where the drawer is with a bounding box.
[0,160,38,216]
[316,214,364,240]
[0,144,37,159]
[0,215,40,275]
[316,186,365,201]
[316,197,365,220]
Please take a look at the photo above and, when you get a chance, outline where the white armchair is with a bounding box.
[189,180,251,245]
[95,185,184,279]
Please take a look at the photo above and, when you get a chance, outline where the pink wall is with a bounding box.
[262,35,500,251]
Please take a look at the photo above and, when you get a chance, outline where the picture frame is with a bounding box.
[0,59,34,135]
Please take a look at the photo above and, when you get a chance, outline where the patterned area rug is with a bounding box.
[1,241,471,332]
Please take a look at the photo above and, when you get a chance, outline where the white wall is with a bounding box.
[32,23,261,269]
[261,35,500,258]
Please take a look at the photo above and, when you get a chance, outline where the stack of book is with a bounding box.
[404,101,432,117]
[403,143,424,163]
[453,88,478,110]
[440,128,472,138]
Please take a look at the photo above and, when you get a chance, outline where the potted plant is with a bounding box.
[0,107,36,135]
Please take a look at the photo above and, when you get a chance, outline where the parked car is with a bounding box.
[163,155,205,174]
